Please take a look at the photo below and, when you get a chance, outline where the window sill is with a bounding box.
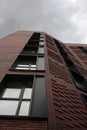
[0,115,47,120]
[9,68,45,72]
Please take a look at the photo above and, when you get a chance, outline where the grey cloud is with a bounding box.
[0,0,87,43]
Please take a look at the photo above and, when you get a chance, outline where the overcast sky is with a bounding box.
[0,0,87,43]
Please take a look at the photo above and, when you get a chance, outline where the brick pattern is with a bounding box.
[69,46,87,68]
[0,119,47,130]
[0,32,87,130]
[46,42,58,53]
[46,37,87,130]
[48,59,73,84]
[52,79,87,129]
[65,46,87,78]
[47,60,87,130]
[0,31,33,81]
[47,49,63,64]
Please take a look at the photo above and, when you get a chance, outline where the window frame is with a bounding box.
[0,74,47,119]
[0,75,34,117]
[10,55,45,71]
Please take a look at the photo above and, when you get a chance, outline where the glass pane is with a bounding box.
[17,64,29,67]
[39,41,44,46]
[40,38,44,41]
[30,68,36,70]
[23,88,32,99]
[19,101,30,116]
[3,88,21,98]
[37,57,45,70]
[0,100,18,115]
[31,65,36,67]
[15,67,29,70]
[38,47,44,54]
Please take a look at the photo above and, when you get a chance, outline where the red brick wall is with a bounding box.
[45,34,87,130]
[0,119,47,130]
[0,31,48,130]
[0,31,33,80]
[0,31,87,130]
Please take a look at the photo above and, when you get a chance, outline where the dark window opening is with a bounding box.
[0,75,47,118]
[13,56,36,70]
[54,39,79,72]
[27,40,39,46]
[21,46,44,54]
[70,70,87,92]
[30,33,40,41]
[11,55,45,71]
[54,39,87,92]
[63,56,80,72]
[0,75,33,116]
[22,46,38,54]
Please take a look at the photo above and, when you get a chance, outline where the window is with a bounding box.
[81,94,87,106]
[70,70,87,92]
[22,46,38,54]
[27,40,39,46]
[13,56,36,70]
[63,56,79,72]
[54,39,87,92]
[11,56,45,71]
[21,46,44,54]
[29,33,40,41]
[0,75,47,118]
[0,75,33,116]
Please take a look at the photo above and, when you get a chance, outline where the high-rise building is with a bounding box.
[0,31,87,130]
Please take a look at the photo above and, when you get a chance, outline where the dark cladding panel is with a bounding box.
[30,76,47,118]
[37,57,45,70]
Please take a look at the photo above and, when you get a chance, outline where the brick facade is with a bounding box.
[0,31,87,130]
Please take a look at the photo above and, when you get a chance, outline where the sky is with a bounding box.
[0,0,87,43]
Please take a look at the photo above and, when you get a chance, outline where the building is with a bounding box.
[0,31,87,130]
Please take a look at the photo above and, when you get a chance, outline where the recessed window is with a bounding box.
[11,56,45,71]
[40,38,44,41]
[21,46,44,54]
[27,40,39,46]
[54,39,87,92]
[13,56,36,70]
[0,75,33,116]
[70,70,87,92]
[29,33,40,41]
[22,46,38,54]
[0,75,47,118]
